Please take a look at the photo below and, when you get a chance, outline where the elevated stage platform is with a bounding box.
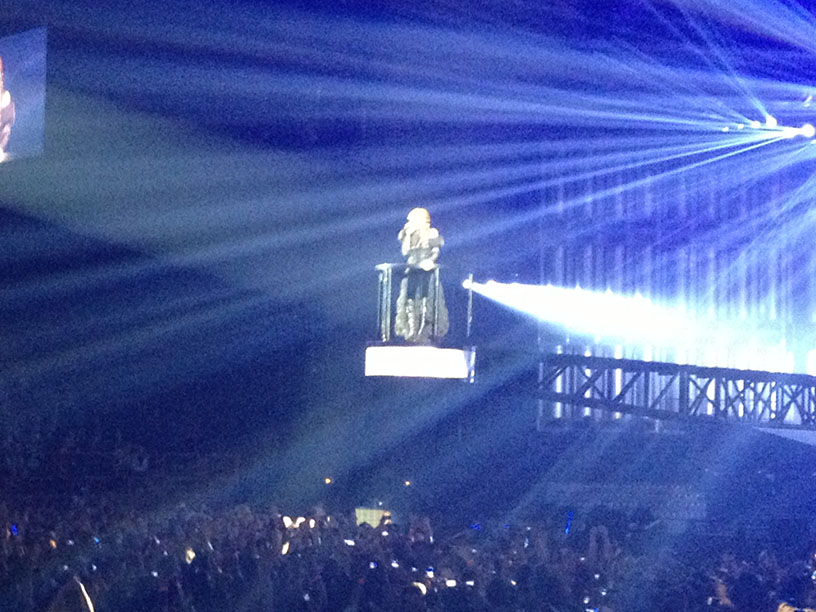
[363,347,816,429]
[365,345,475,379]
[366,260,475,379]
[367,262,816,429]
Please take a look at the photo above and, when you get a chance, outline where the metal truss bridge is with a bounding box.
[537,353,816,429]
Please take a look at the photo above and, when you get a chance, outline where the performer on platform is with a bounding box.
[0,56,15,160]
[395,207,449,343]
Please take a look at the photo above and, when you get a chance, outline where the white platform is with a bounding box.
[365,346,475,379]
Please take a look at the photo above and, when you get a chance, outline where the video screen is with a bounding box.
[0,27,46,163]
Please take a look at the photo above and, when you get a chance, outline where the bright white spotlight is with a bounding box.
[468,281,686,344]
[721,126,730,132]
[802,123,815,138]
[736,123,744,129]
[467,282,792,372]
[750,120,761,129]
[765,115,778,128]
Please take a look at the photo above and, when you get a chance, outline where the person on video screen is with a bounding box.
[0,56,15,159]
[394,207,449,343]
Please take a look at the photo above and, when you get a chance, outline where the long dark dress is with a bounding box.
[394,227,449,343]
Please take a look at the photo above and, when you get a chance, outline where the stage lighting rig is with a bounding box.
[732,116,815,140]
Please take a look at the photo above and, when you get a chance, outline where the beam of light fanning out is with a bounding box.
[466,280,796,373]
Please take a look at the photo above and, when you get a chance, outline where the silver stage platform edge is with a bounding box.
[365,345,475,380]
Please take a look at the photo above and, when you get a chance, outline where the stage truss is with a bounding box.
[538,353,816,429]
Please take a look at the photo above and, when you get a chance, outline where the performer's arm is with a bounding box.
[398,225,411,256]
[419,228,442,270]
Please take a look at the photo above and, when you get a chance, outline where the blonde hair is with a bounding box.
[406,207,430,224]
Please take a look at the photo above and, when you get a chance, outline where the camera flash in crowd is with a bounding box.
[324,477,332,485]
[185,548,196,564]
[281,541,290,555]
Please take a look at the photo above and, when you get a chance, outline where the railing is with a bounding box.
[375,263,443,342]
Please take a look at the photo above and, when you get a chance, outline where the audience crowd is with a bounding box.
[3,485,816,612]
[3,425,816,612]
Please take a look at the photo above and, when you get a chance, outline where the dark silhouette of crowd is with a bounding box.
[3,421,816,612]
[4,484,816,612]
